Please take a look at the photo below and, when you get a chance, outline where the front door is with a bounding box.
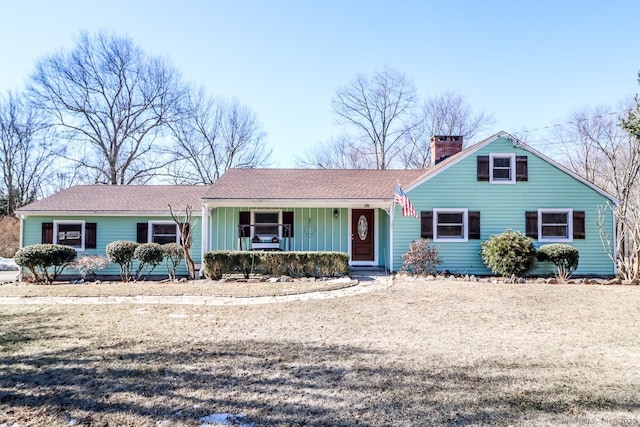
[351,209,375,262]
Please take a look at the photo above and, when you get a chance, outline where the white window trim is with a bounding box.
[538,208,573,242]
[147,220,180,244]
[433,208,468,242]
[250,209,283,240]
[53,220,86,251]
[489,153,516,184]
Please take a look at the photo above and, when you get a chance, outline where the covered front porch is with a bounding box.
[200,204,392,268]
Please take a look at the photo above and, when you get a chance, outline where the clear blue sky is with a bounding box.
[1,0,639,167]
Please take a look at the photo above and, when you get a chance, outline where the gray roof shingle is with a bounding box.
[17,185,209,214]
[202,169,428,200]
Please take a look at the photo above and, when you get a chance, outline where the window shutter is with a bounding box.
[239,211,250,238]
[282,211,294,237]
[516,156,528,181]
[136,223,148,243]
[525,211,538,238]
[573,211,586,239]
[85,223,97,249]
[477,156,489,181]
[420,211,433,239]
[180,223,191,248]
[42,222,53,244]
[468,211,481,239]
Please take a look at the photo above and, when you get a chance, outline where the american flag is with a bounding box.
[394,183,419,219]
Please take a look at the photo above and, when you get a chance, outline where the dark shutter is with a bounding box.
[282,211,294,237]
[180,223,191,248]
[136,222,148,243]
[420,211,433,239]
[42,222,53,244]
[239,211,250,238]
[573,211,586,239]
[85,223,97,249]
[468,211,481,239]
[525,211,538,238]
[477,156,489,181]
[516,156,528,181]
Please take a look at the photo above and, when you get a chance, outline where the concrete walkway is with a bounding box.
[0,271,393,306]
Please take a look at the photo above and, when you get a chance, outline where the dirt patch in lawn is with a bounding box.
[1,278,639,426]
[0,277,356,298]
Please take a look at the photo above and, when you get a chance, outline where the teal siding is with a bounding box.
[393,137,616,276]
[22,215,202,278]
[209,207,350,253]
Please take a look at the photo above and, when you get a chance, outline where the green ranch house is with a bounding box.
[16,132,618,278]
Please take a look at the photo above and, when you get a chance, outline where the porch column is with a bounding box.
[200,204,210,277]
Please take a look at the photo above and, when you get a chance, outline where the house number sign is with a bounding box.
[357,215,368,240]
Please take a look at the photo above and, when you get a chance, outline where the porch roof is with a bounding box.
[202,169,427,201]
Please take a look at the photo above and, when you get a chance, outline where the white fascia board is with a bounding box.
[17,210,202,217]
[202,199,391,209]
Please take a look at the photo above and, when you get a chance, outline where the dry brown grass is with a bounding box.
[1,278,639,426]
[0,277,355,298]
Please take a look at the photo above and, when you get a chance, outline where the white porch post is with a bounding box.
[389,203,394,272]
[200,204,210,277]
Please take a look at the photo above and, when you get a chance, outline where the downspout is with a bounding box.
[389,202,395,272]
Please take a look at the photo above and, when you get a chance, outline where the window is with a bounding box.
[53,220,85,250]
[526,209,584,242]
[149,221,179,244]
[421,210,480,241]
[477,155,528,182]
[252,211,281,238]
[433,209,468,242]
[490,153,516,183]
[538,209,571,242]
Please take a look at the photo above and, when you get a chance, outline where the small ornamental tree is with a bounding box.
[68,255,110,280]
[134,243,164,280]
[400,238,442,275]
[481,230,536,277]
[14,244,77,284]
[106,240,139,282]
[162,242,184,280]
[537,244,579,281]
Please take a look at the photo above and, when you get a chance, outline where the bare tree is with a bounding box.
[295,134,369,169]
[553,102,640,279]
[28,31,185,185]
[0,91,51,214]
[168,89,270,184]
[332,67,417,169]
[399,92,494,169]
[169,204,196,279]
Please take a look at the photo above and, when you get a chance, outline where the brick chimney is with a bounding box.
[430,135,463,165]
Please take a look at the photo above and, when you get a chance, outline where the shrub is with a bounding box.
[537,244,579,281]
[106,240,139,282]
[203,251,350,280]
[0,216,19,258]
[162,242,184,280]
[14,244,77,284]
[134,243,165,280]
[68,255,110,280]
[480,230,536,277]
[400,238,442,275]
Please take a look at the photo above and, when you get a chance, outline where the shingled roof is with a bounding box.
[16,185,209,215]
[202,169,427,200]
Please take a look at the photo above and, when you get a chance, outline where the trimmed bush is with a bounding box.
[203,251,350,280]
[14,244,77,284]
[480,230,536,277]
[134,243,164,280]
[400,238,442,275]
[162,242,184,280]
[106,240,139,282]
[537,244,579,279]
